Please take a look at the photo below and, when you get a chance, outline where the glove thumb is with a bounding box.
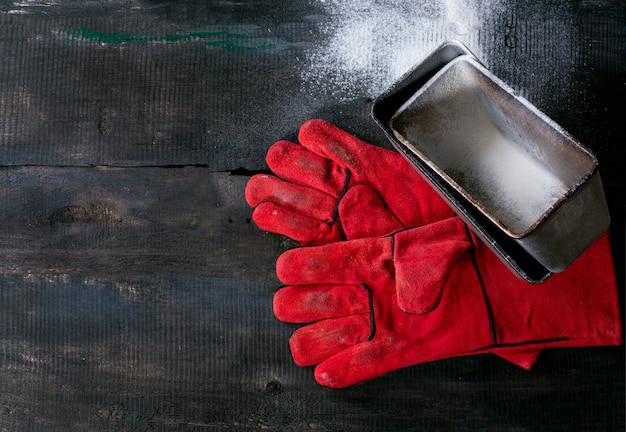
[339,184,404,240]
[393,219,471,314]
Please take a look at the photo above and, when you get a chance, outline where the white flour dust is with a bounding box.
[302,0,498,100]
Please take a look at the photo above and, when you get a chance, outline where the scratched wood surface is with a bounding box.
[0,1,624,431]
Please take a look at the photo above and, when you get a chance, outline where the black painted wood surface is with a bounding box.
[0,1,624,431]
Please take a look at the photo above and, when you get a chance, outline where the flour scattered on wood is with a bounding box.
[302,0,580,109]
[301,0,500,100]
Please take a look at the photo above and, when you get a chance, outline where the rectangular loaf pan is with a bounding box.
[372,40,610,282]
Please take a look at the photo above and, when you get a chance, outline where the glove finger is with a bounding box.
[314,339,399,388]
[266,140,346,197]
[339,184,404,239]
[246,174,337,222]
[315,338,530,388]
[276,237,392,286]
[252,202,340,246]
[297,119,372,176]
[314,343,544,388]
[273,284,370,323]
[289,315,372,367]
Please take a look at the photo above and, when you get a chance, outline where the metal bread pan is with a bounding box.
[372,41,551,282]
[372,41,609,282]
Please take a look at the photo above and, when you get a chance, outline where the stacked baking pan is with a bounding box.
[372,41,610,283]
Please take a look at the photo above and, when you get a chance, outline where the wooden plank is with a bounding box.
[0,12,325,169]
[0,167,289,281]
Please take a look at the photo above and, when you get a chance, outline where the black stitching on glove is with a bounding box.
[362,283,376,342]
[328,167,351,226]
[464,223,498,346]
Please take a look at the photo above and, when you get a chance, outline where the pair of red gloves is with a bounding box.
[245,119,622,389]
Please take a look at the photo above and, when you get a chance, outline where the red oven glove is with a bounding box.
[274,220,622,389]
[246,119,541,368]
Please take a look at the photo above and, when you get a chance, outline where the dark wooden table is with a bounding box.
[0,1,623,430]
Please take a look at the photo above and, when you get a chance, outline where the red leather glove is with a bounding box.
[275,221,622,388]
[246,119,541,368]
[245,118,454,245]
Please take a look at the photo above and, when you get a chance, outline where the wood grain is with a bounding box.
[0,1,623,431]
[0,167,288,281]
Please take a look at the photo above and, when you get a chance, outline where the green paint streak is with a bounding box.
[54,27,279,51]
[127,417,143,424]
